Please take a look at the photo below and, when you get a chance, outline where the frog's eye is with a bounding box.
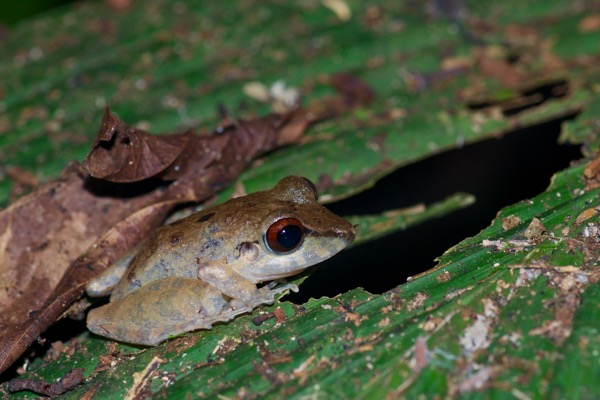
[265,218,304,254]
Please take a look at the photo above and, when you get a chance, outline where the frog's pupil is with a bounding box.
[277,224,303,249]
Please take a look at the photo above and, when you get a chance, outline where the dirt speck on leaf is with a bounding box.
[502,215,522,230]
[578,14,600,32]
[406,292,429,311]
[524,217,546,239]
[529,269,587,345]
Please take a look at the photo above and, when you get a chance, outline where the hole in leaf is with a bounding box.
[286,113,581,303]
[467,79,569,117]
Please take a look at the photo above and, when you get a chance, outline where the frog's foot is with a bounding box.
[268,282,299,296]
[266,279,299,293]
[252,281,299,305]
[226,281,298,312]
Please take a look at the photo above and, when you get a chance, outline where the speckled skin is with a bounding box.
[86,176,354,345]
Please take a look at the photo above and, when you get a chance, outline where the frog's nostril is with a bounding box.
[340,225,356,245]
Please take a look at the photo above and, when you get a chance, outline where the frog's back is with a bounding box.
[109,195,274,300]
[110,211,219,300]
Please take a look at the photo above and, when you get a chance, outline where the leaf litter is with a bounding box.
[6,368,85,397]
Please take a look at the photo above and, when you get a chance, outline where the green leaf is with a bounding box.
[2,0,600,399]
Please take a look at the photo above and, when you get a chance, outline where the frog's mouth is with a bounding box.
[253,267,310,282]
[240,234,352,283]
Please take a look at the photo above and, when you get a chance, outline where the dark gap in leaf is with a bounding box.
[285,113,581,303]
[0,316,89,382]
[83,176,170,199]
[467,79,569,116]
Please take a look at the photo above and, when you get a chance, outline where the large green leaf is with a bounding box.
[1,0,599,398]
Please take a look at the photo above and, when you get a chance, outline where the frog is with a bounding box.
[86,176,355,345]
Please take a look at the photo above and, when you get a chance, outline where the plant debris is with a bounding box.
[6,368,85,397]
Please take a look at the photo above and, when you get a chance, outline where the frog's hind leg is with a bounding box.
[86,243,142,297]
[87,277,228,346]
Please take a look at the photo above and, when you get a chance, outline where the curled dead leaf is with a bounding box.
[83,109,191,182]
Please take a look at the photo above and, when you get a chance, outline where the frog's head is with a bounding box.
[235,176,355,283]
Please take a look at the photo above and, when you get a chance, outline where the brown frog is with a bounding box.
[86,176,355,345]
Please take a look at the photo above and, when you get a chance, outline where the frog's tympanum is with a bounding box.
[86,176,354,345]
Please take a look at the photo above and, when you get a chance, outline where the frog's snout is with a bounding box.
[337,221,356,247]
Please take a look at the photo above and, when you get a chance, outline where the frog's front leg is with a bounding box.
[197,263,298,307]
[86,243,142,297]
[87,277,227,345]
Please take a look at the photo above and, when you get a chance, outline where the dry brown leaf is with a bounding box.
[83,110,191,182]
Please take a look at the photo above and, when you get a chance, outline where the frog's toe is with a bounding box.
[270,282,299,294]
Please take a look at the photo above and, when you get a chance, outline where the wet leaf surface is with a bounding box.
[1,0,600,398]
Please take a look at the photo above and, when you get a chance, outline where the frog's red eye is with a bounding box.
[265,218,304,254]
